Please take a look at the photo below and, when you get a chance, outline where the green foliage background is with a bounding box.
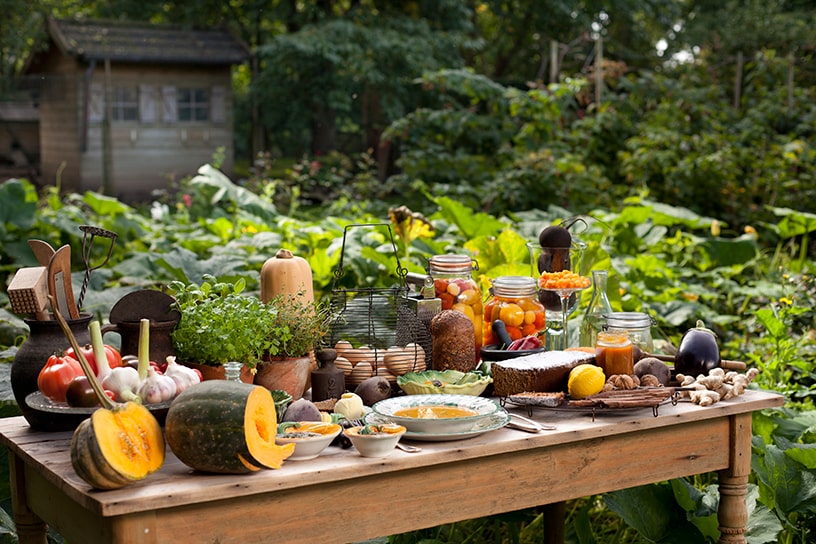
[0,1,815,542]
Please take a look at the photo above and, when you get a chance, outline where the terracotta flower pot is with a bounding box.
[253,356,311,400]
[181,361,254,384]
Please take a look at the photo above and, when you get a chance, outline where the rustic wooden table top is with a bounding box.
[0,389,785,544]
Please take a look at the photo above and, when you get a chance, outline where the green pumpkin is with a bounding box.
[165,380,294,474]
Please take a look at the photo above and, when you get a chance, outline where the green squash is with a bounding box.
[165,380,294,474]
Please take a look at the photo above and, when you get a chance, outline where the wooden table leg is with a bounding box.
[8,452,48,544]
[542,501,566,544]
[717,413,752,544]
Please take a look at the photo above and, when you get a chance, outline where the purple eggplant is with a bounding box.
[674,320,721,375]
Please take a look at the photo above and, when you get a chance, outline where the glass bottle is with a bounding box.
[429,254,484,360]
[483,276,546,348]
[224,361,244,382]
[579,270,613,347]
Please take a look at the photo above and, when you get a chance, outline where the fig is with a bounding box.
[281,398,322,422]
[354,376,392,407]
[538,225,572,248]
[633,357,671,386]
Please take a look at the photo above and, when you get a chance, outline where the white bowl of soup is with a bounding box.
[370,394,504,435]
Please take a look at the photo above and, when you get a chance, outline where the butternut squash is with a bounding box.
[260,248,314,304]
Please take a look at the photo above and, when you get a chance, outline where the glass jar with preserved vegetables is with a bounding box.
[429,254,484,359]
[483,276,546,348]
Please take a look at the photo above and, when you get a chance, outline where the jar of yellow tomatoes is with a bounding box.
[429,254,484,359]
[483,276,546,347]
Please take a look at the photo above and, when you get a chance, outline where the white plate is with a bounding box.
[371,394,503,434]
[365,411,510,442]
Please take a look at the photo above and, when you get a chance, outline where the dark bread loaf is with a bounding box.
[431,310,476,372]
[492,350,596,396]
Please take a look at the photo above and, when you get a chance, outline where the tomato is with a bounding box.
[438,292,455,310]
[37,354,84,403]
[65,343,123,376]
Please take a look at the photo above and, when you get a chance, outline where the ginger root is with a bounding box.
[679,367,759,406]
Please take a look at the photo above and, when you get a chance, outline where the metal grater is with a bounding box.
[403,272,442,341]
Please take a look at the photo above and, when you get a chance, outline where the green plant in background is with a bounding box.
[1,148,815,543]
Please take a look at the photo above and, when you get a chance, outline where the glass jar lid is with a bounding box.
[491,276,537,297]
[605,312,652,330]
[429,254,474,274]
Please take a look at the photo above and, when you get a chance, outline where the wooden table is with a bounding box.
[0,390,783,544]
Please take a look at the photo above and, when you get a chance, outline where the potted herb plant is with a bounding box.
[253,292,333,400]
[168,276,271,383]
[169,275,332,399]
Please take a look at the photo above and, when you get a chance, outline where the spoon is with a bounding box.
[396,442,422,453]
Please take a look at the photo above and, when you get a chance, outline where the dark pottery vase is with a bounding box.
[11,313,93,431]
[101,319,178,361]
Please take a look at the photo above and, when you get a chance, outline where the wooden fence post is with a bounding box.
[733,51,743,110]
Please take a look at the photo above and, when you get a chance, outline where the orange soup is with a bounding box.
[393,405,479,419]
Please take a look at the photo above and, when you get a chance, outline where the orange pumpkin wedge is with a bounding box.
[52,306,165,490]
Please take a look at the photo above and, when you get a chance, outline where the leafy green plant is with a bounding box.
[168,276,275,367]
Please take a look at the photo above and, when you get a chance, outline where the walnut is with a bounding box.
[639,374,662,387]
[606,374,638,390]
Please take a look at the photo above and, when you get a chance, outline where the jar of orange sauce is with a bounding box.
[594,331,634,375]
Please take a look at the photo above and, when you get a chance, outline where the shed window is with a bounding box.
[177,88,209,122]
[112,87,139,122]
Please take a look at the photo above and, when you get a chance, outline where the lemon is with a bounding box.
[567,364,605,399]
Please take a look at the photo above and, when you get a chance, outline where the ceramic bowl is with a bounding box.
[397,370,492,396]
[275,422,342,460]
[343,424,407,457]
[371,394,503,435]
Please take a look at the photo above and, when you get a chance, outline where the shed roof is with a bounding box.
[45,17,250,66]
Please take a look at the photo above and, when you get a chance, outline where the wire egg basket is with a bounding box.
[326,224,432,387]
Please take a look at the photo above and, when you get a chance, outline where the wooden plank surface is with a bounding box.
[0,391,784,534]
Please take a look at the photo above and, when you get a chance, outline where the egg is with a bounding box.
[345,345,375,366]
[349,361,373,384]
[383,346,412,376]
[334,356,353,376]
[405,343,427,367]
[334,340,353,359]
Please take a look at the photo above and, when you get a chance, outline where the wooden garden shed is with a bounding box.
[24,17,250,201]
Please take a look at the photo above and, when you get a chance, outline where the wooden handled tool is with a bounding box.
[47,245,80,319]
[643,352,747,372]
[7,267,49,320]
[28,239,56,267]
